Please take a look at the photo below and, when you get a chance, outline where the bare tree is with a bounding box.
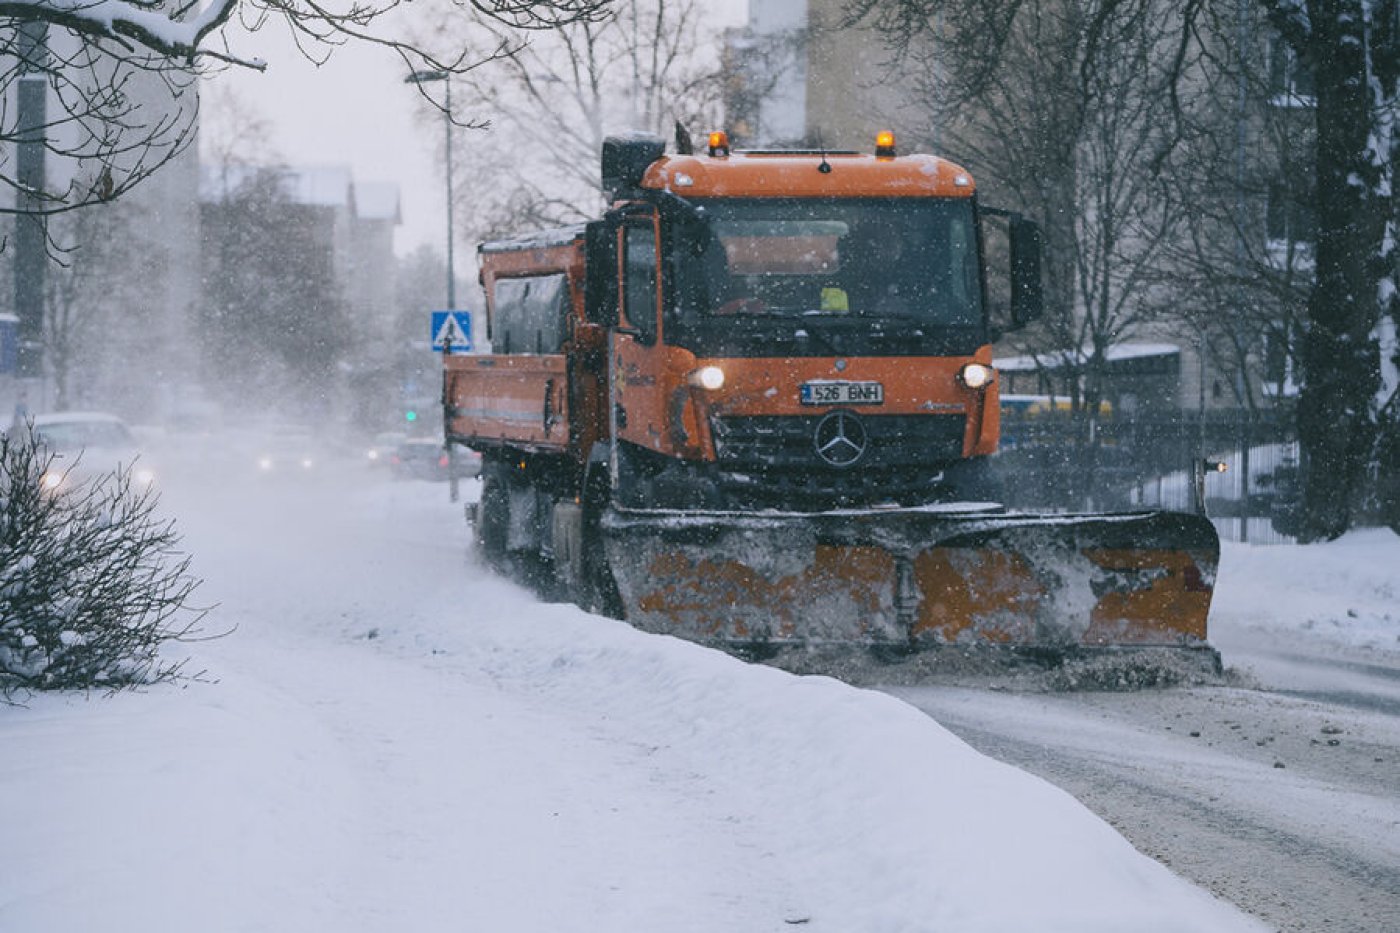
[724,20,811,148]
[1260,0,1397,539]
[420,0,727,240]
[1,21,196,220]
[851,0,1397,538]
[1149,9,1315,416]
[0,0,614,219]
[845,1,1202,504]
[41,199,140,409]
[1064,3,1196,414]
[199,164,355,420]
[391,244,453,424]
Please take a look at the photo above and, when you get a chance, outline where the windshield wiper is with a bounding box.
[793,320,843,356]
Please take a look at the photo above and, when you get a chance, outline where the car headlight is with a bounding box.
[958,363,994,389]
[689,365,726,390]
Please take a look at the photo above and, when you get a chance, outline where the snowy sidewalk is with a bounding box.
[2,456,1264,932]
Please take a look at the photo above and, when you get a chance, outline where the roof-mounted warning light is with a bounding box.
[875,130,897,159]
[708,131,731,158]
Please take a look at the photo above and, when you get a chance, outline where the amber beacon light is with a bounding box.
[875,130,897,158]
[708,131,731,157]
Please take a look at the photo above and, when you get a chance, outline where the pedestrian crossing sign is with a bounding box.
[431,311,472,353]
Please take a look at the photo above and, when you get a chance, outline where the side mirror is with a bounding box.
[585,219,619,328]
[1009,216,1043,327]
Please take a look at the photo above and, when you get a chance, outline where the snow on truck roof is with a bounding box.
[643,151,977,199]
[479,225,586,254]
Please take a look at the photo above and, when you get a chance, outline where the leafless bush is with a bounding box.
[0,430,209,700]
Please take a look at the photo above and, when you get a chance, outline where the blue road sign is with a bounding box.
[431,311,473,353]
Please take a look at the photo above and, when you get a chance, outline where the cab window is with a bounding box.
[623,222,658,344]
[493,274,567,355]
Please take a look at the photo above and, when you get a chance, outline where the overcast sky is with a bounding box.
[203,3,750,259]
[203,27,452,258]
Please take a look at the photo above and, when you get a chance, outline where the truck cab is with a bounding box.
[586,132,1042,509]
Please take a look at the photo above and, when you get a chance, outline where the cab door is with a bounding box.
[612,212,669,455]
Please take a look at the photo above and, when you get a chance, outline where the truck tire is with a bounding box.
[578,471,625,619]
[580,522,624,618]
[477,461,509,564]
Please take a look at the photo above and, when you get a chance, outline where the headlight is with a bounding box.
[689,365,726,390]
[958,363,994,389]
[258,456,274,471]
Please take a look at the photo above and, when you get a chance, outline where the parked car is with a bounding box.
[390,438,451,481]
[28,411,156,493]
[365,431,407,468]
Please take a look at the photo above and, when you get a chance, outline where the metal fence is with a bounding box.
[996,409,1299,544]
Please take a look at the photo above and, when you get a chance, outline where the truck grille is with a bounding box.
[711,414,966,471]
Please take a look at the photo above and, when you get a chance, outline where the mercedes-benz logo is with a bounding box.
[813,410,868,467]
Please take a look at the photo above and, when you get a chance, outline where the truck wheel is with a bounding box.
[578,478,625,619]
[580,525,625,619]
[477,464,508,564]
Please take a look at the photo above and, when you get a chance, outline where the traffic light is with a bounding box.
[405,409,418,424]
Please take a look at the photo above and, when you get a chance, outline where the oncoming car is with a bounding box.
[366,431,407,468]
[28,412,156,493]
[254,429,319,478]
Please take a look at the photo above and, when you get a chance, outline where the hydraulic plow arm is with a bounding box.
[601,507,1219,654]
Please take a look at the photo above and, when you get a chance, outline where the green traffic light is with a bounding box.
[405,410,418,423]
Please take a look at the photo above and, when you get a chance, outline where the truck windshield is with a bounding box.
[675,197,982,326]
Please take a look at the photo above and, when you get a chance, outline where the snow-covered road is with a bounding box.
[890,674,1400,933]
[884,538,1400,933]
[0,439,1267,932]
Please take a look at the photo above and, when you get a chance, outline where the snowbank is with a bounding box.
[1214,528,1400,655]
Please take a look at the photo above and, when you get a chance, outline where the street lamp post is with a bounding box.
[405,70,456,310]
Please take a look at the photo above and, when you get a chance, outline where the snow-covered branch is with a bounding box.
[0,0,614,221]
[0,0,257,68]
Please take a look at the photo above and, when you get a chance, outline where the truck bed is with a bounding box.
[444,354,570,453]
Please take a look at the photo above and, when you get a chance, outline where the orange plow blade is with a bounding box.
[601,506,1218,658]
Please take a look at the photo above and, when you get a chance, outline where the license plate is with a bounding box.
[799,381,884,405]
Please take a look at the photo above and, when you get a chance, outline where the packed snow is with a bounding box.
[1214,528,1400,655]
[7,434,1395,931]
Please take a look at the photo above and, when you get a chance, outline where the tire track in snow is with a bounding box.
[889,686,1400,933]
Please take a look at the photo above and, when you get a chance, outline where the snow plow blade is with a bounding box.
[601,506,1218,656]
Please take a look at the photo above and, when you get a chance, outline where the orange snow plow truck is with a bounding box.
[445,131,1219,665]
